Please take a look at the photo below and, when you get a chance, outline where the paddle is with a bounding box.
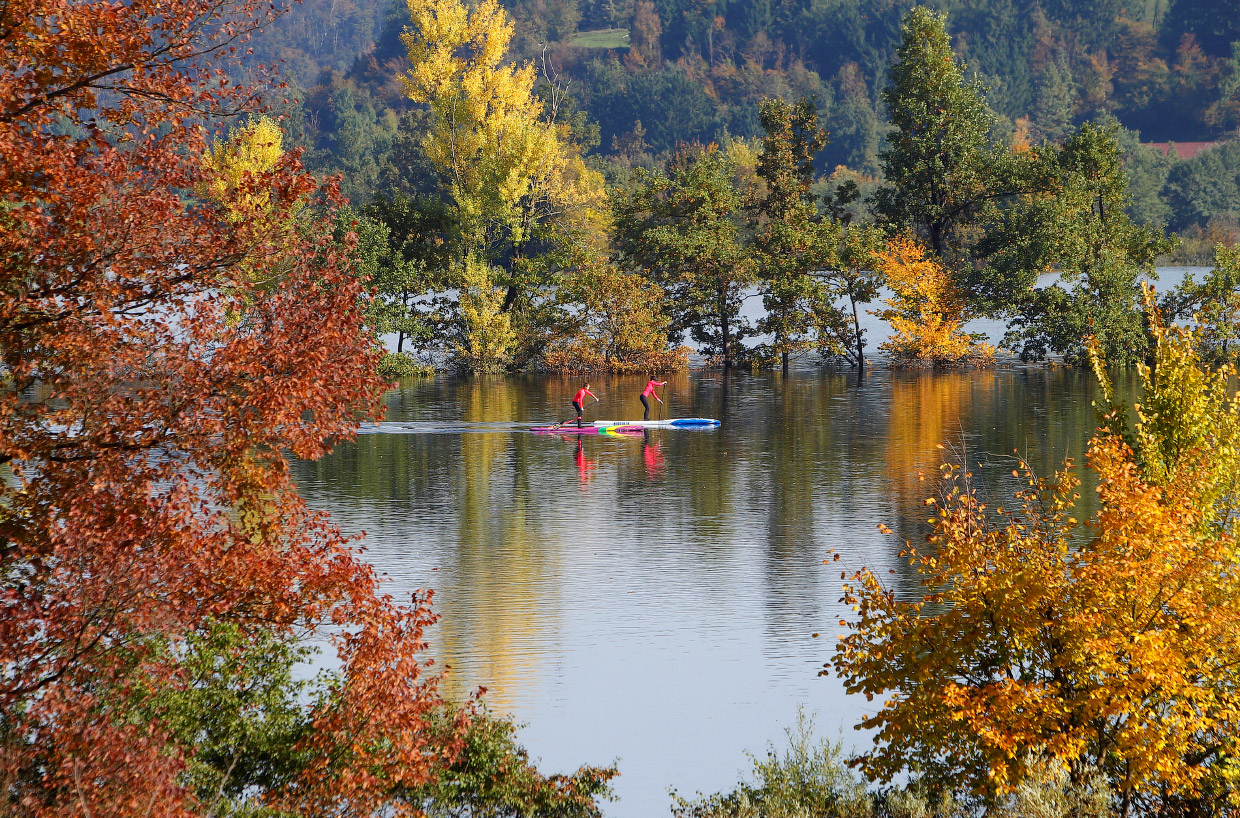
[553,397,602,429]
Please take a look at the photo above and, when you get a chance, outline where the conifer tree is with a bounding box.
[1032,54,1077,142]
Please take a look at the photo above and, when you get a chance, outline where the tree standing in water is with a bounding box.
[614,144,755,369]
[751,96,835,371]
[873,6,1007,276]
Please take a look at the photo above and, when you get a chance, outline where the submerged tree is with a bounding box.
[1164,242,1240,364]
[750,96,834,370]
[874,237,993,368]
[808,222,883,372]
[834,292,1240,814]
[399,0,607,369]
[614,144,755,369]
[994,122,1173,366]
[546,259,691,372]
[337,206,438,378]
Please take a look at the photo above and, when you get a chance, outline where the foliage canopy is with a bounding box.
[834,294,1240,814]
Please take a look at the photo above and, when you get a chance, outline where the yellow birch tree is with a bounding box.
[200,115,286,228]
[199,115,302,298]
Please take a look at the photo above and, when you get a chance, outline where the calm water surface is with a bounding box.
[291,363,1140,817]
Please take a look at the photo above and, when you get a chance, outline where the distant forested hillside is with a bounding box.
[248,0,1240,246]
[256,0,1240,145]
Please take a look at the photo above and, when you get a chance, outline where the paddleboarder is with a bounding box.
[571,383,598,428]
[640,377,667,420]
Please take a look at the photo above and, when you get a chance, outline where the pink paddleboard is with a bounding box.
[529,423,644,436]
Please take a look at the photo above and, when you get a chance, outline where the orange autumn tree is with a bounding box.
[833,291,1240,815]
[875,236,993,367]
[0,0,471,813]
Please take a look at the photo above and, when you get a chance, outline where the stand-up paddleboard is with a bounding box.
[529,423,645,435]
[590,418,720,428]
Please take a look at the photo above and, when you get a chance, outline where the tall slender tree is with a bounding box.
[752,96,832,370]
[399,0,608,369]
[872,6,1006,273]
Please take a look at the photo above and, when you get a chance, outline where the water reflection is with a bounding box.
[291,365,1139,818]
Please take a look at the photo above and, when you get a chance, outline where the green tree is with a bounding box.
[1161,0,1240,58]
[821,63,882,176]
[546,258,691,372]
[871,6,1007,273]
[1117,126,1175,230]
[1032,54,1076,142]
[1205,42,1240,133]
[135,621,617,818]
[408,708,617,818]
[336,206,438,378]
[1162,142,1240,234]
[321,84,399,205]
[995,122,1175,366]
[366,192,458,351]
[1164,243,1240,364]
[614,144,755,368]
[669,711,871,818]
[132,622,319,814]
[816,221,883,372]
[751,96,833,370]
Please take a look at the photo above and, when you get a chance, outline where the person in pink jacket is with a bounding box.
[572,383,598,427]
[640,377,666,420]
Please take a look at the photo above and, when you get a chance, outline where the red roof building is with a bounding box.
[1142,141,1224,160]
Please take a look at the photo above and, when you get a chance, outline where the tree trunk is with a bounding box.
[719,285,732,369]
[930,220,947,260]
[852,294,865,373]
[398,289,412,353]
[501,283,519,313]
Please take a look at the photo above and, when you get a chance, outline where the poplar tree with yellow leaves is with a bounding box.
[199,116,308,310]
[833,289,1240,816]
[398,0,607,370]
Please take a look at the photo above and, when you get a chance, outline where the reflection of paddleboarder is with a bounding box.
[642,431,664,477]
[572,383,598,428]
[575,439,595,484]
[640,377,666,420]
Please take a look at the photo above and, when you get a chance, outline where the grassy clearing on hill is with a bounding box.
[563,28,630,48]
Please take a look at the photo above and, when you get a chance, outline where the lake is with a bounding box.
[291,361,1142,816]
